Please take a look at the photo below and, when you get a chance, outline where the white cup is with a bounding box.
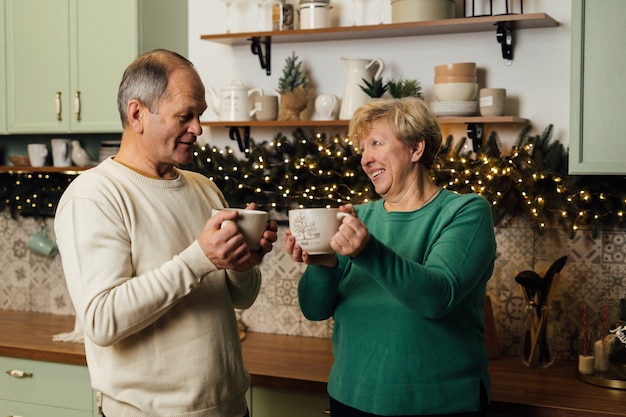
[253,95,279,121]
[27,144,49,167]
[479,88,506,117]
[212,208,269,250]
[51,138,73,167]
[288,208,350,254]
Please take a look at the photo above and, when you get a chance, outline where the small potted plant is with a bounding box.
[359,75,388,99]
[387,78,422,98]
[277,52,310,120]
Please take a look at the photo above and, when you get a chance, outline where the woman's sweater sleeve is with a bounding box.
[352,195,496,319]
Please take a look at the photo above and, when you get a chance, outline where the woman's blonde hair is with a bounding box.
[348,97,442,169]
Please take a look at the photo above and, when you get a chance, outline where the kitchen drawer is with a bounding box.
[251,386,329,417]
[0,399,93,417]
[0,356,93,411]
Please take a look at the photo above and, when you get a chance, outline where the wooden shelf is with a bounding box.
[437,116,528,124]
[201,116,528,129]
[200,13,558,46]
[201,120,349,128]
[0,166,91,174]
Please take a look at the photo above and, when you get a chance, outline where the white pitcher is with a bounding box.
[339,57,384,120]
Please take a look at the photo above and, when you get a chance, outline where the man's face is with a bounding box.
[142,67,207,168]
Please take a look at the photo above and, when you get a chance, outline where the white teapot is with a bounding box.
[208,80,263,121]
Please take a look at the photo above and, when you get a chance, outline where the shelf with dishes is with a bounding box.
[200,13,558,73]
[201,116,527,129]
[200,13,557,45]
[202,116,529,152]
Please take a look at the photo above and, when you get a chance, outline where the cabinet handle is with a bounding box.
[8,415,25,417]
[75,90,81,121]
[55,91,62,121]
[5,369,33,378]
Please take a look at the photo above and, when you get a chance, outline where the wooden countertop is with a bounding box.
[1,310,624,416]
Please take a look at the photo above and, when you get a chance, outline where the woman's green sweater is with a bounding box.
[298,190,497,415]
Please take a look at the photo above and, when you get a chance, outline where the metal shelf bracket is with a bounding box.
[228,126,251,153]
[466,123,484,152]
[496,22,513,65]
[250,36,272,75]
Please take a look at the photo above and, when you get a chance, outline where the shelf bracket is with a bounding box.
[228,126,251,153]
[496,22,513,65]
[250,36,271,76]
[466,123,484,152]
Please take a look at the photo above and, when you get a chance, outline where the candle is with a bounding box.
[594,339,609,372]
[578,355,595,375]
[583,304,588,356]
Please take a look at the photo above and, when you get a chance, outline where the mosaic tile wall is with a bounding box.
[1,210,625,361]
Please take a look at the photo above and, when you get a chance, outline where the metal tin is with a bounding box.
[298,1,331,29]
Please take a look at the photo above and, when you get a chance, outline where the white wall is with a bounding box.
[188,0,571,152]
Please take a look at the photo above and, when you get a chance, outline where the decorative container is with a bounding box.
[521,302,555,367]
[391,0,456,24]
[299,0,331,29]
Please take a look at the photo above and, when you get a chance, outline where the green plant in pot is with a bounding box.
[387,78,422,98]
[277,52,310,120]
[359,75,388,99]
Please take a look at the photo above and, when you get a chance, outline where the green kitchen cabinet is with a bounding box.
[250,386,329,417]
[0,0,6,134]
[569,0,626,174]
[4,0,187,134]
[0,356,97,417]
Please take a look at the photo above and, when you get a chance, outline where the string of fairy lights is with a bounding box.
[1,124,625,236]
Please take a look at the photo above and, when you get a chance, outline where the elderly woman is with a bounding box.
[285,97,496,417]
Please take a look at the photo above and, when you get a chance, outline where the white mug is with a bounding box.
[253,95,279,121]
[212,208,268,250]
[27,144,48,167]
[288,208,350,254]
[51,138,73,167]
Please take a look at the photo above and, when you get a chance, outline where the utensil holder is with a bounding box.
[522,302,555,367]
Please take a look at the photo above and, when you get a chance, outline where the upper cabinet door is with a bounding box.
[70,0,138,132]
[0,0,7,134]
[569,0,626,174]
[6,0,71,133]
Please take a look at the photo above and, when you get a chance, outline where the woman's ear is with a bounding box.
[411,140,425,163]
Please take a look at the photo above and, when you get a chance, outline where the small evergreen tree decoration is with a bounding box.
[277,52,310,94]
[277,52,310,120]
[387,79,422,98]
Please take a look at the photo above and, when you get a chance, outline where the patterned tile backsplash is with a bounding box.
[1,210,625,361]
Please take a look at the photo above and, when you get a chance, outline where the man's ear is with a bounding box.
[127,99,145,133]
[411,140,425,163]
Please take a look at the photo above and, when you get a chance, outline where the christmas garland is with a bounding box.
[2,125,625,236]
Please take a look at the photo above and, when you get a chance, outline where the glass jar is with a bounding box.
[272,0,294,30]
[521,302,555,367]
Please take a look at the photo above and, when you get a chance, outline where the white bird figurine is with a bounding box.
[71,140,96,167]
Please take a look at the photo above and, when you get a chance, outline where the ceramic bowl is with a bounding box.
[434,62,477,76]
[433,83,478,102]
[434,75,477,84]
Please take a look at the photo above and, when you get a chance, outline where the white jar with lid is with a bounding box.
[299,0,331,29]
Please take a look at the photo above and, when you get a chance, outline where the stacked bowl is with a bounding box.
[431,62,479,117]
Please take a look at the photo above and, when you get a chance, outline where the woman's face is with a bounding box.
[358,118,421,200]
